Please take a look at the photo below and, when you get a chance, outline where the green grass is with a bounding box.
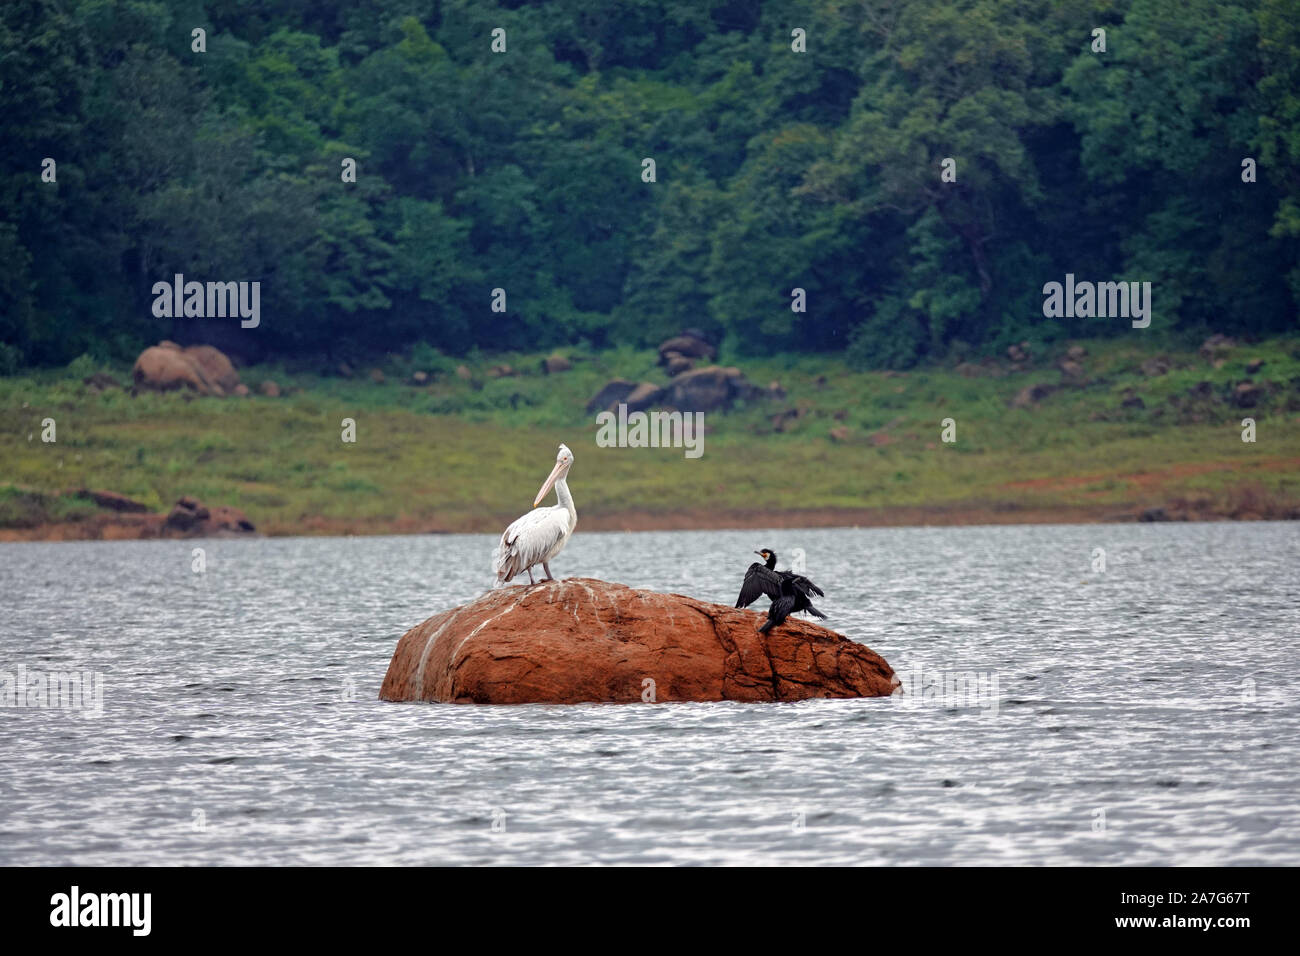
[2,336,1299,534]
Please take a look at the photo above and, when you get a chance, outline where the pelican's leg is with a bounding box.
[542,561,554,581]
[527,567,535,585]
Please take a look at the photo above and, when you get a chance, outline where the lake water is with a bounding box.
[2,522,1297,865]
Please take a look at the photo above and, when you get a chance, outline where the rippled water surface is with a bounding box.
[2,523,1298,865]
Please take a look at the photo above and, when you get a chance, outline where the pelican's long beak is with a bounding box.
[533,460,568,507]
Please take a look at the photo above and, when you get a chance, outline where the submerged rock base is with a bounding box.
[379,577,896,704]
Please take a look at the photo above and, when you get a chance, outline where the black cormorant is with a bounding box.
[735,549,826,633]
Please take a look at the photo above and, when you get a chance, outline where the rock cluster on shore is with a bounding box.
[586,329,770,416]
[132,341,242,396]
[0,493,258,541]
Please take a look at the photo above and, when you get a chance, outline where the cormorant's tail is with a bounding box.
[805,602,826,619]
[760,596,796,634]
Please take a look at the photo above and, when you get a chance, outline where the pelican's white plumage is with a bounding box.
[492,443,577,587]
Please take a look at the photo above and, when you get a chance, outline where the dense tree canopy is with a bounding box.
[1,0,1296,372]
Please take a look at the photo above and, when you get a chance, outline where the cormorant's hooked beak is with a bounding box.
[533,459,569,507]
[754,551,763,556]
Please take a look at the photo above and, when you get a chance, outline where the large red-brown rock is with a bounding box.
[379,578,896,705]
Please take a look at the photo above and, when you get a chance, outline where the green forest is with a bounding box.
[2,0,1298,374]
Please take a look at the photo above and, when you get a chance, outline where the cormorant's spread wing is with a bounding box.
[786,573,824,598]
[736,565,783,607]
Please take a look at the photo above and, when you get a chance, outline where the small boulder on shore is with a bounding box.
[1141,356,1171,378]
[657,332,715,364]
[541,354,572,374]
[1009,382,1057,409]
[1006,341,1031,366]
[1200,334,1235,362]
[1233,381,1263,408]
[1058,359,1086,381]
[379,578,896,705]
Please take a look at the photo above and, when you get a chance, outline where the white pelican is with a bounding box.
[492,443,577,587]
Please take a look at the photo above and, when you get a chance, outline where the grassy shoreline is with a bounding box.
[3,336,1299,541]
